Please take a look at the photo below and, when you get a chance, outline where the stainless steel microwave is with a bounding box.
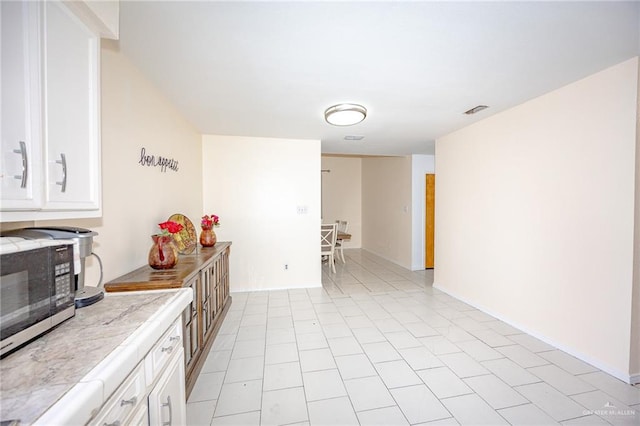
[0,243,75,357]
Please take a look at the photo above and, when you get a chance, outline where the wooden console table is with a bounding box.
[105,241,232,398]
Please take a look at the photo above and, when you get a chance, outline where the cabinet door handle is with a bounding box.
[161,345,174,353]
[120,396,137,406]
[103,421,120,426]
[169,336,180,342]
[55,153,67,192]
[162,395,173,426]
[12,141,28,188]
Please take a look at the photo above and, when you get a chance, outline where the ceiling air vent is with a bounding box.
[464,105,489,115]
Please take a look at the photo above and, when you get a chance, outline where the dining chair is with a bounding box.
[321,223,338,273]
[334,220,349,264]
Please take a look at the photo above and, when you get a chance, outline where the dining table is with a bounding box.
[337,231,351,241]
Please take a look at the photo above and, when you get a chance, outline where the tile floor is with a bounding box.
[186,249,640,425]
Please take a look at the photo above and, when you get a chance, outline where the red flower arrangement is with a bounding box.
[201,214,220,230]
[157,220,184,235]
[149,220,183,267]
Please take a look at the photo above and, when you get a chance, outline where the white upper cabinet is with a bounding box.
[0,1,42,210]
[43,1,100,211]
[0,0,103,222]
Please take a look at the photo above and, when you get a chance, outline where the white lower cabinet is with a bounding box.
[129,403,150,426]
[147,319,187,426]
[89,319,186,426]
[89,363,146,426]
[148,349,187,426]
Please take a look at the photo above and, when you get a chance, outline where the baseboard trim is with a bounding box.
[433,282,636,385]
[361,248,412,270]
[231,283,322,293]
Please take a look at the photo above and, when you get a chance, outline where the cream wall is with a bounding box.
[36,40,203,286]
[321,156,362,248]
[202,135,321,292]
[361,156,413,269]
[435,58,639,382]
[631,64,640,381]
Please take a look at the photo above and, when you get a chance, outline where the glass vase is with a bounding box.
[148,235,178,269]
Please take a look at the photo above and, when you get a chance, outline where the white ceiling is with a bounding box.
[118,1,640,156]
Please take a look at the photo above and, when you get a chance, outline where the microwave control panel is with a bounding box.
[54,263,72,304]
[52,245,74,306]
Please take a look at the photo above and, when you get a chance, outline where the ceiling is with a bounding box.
[118,1,640,156]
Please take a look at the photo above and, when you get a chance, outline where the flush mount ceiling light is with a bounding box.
[324,103,367,126]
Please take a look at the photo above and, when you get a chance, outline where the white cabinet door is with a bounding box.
[0,1,42,210]
[148,349,187,426]
[42,0,100,211]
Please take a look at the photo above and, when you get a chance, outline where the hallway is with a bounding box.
[186,249,640,425]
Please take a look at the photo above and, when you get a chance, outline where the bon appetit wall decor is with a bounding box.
[138,147,179,172]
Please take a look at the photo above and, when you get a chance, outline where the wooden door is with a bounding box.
[425,174,435,268]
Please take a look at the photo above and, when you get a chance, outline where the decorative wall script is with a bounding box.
[138,147,179,172]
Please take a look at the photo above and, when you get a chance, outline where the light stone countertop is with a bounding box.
[0,287,193,425]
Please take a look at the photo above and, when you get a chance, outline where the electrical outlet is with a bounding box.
[296,205,308,215]
[284,264,288,270]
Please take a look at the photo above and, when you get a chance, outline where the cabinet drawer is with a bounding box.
[128,402,149,426]
[145,319,183,386]
[89,363,146,426]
